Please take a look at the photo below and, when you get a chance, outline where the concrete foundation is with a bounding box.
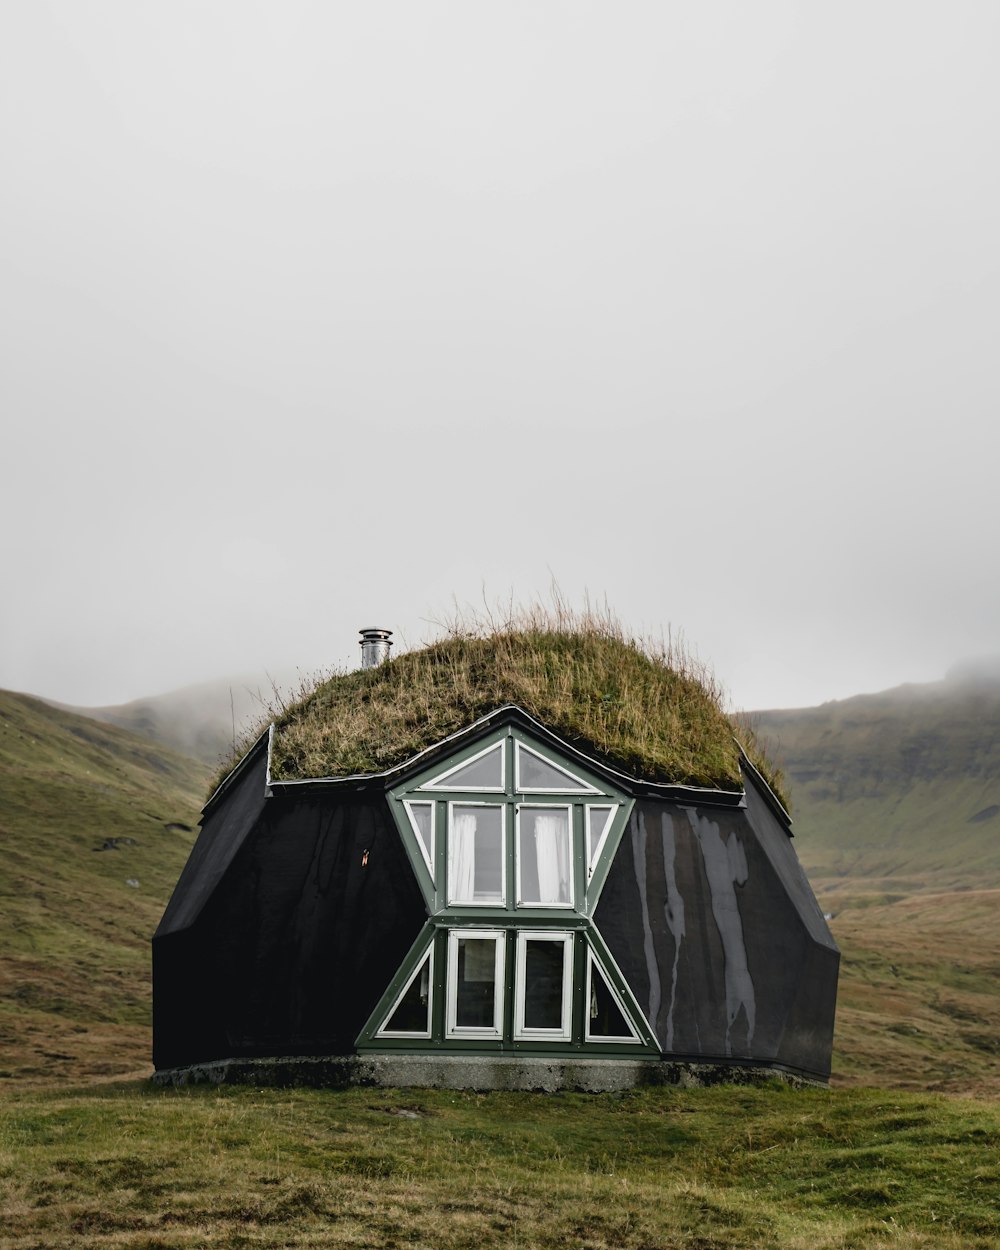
[151,1053,823,1092]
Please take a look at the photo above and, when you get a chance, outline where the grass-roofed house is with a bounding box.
[153,621,839,1090]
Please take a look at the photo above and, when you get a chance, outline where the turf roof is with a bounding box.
[250,626,786,803]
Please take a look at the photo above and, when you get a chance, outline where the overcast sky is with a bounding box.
[1,1,998,714]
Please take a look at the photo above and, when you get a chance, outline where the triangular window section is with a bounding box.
[515,742,598,793]
[586,805,616,878]
[403,801,435,874]
[586,951,641,1044]
[422,742,505,791]
[377,946,434,1038]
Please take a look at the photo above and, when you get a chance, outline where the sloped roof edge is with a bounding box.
[737,741,793,832]
[202,724,271,817]
[263,704,749,809]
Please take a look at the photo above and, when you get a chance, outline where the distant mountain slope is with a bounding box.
[49,674,294,767]
[754,676,1000,893]
[0,691,208,1084]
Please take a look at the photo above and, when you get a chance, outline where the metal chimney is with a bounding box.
[359,627,393,669]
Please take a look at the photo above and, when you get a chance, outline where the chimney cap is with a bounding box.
[359,627,393,670]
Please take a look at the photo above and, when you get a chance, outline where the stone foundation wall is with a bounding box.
[151,1053,824,1093]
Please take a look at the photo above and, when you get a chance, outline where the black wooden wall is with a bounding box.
[593,780,838,1079]
[153,765,426,1070]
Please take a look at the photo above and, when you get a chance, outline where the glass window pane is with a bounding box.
[427,743,504,789]
[587,806,614,873]
[406,802,434,867]
[518,807,571,906]
[449,805,503,903]
[455,936,498,1029]
[517,744,592,791]
[382,952,431,1035]
[523,939,565,1030]
[589,959,636,1040]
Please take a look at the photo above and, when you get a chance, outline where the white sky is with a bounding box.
[1,1,998,713]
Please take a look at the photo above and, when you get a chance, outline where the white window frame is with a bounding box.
[446,929,505,1039]
[515,803,574,909]
[420,739,507,792]
[514,741,599,794]
[513,930,574,1040]
[402,800,436,875]
[584,949,641,1044]
[585,804,617,881]
[446,801,506,907]
[376,944,435,1040]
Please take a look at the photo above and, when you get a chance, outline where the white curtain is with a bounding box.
[451,811,477,901]
[534,813,570,904]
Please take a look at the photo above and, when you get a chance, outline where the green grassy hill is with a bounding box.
[0,690,206,1084]
[754,677,1000,895]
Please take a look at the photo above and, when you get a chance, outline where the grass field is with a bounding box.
[821,890,1000,1097]
[2,1083,999,1249]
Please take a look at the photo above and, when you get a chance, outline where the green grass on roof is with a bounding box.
[215,606,787,805]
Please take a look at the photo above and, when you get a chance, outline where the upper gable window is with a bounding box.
[515,742,597,793]
[421,741,505,792]
[390,728,631,915]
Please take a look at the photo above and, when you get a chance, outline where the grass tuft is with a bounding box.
[210,599,786,804]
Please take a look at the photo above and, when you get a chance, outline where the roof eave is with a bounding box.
[201,724,272,818]
[736,740,793,832]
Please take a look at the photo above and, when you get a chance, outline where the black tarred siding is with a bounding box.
[594,787,838,1079]
[153,786,426,1069]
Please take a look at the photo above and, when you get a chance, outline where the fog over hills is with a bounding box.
[47,670,307,769]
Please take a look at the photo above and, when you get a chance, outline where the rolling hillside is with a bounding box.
[0,691,207,1084]
[754,674,1000,896]
[753,671,1000,1095]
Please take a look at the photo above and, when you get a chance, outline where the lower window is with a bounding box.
[445,929,505,1038]
[368,928,648,1050]
[513,931,573,1040]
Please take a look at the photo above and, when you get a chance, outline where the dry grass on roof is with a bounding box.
[215,604,787,804]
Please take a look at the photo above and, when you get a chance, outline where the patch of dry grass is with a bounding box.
[212,601,786,803]
[825,889,1000,1098]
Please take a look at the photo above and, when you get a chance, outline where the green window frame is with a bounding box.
[366,725,655,1057]
[512,930,574,1041]
[375,943,435,1041]
[359,924,656,1055]
[445,928,505,1039]
[388,725,632,918]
